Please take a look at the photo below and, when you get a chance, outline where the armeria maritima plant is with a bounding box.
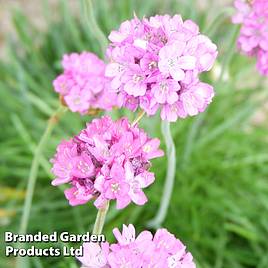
[47,9,218,268]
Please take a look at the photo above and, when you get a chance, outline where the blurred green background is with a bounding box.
[1,0,268,267]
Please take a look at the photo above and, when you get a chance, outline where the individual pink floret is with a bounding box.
[76,241,109,268]
[77,224,196,268]
[105,14,218,122]
[51,116,164,209]
[53,52,117,114]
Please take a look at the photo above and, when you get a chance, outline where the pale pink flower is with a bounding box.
[168,251,196,268]
[153,228,185,255]
[161,103,181,122]
[50,140,78,186]
[140,53,159,75]
[232,0,251,24]
[257,50,268,75]
[53,52,117,114]
[64,86,92,113]
[233,0,268,76]
[158,42,196,81]
[151,77,180,104]
[77,242,109,268]
[64,179,95,206]
[51,116,163,209]
[53,73,74,95]
[139,91,159,116]
[62,52,105,76]
[118,92,139,111]
[112,224,153,247]
[185,35,218,72]
[96,85,119,111]
[105,47,134,90]
[77,224,196,268]
[142,138,164,159]
[108,20,132,43]
[106,14,217,121]
[124,161,155,205]
[122,64,147,97]
[102,163,131,209]
[71,152,95,178]
[179,82,214,117]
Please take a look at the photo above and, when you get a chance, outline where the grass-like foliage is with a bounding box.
[1,0,268,267]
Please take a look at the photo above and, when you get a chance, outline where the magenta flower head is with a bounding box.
[77,224,196,268]
[105,14,218,122]
[50,116,164,209]
[232,0,268,76]
[53,52,118,114]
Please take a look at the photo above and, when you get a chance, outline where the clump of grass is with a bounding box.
[1,1,268,267]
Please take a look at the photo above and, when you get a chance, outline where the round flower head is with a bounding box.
[77,224,196,268]
[232,0,268,76]
[105,14,218,122]
[51,116,164,209]
[53,52,118,114]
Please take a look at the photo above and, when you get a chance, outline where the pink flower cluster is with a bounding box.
[105,14,218,122]
[53,52,117,114]
[77,224,196,268]
[51,116,163,209]
[232,0,268,76]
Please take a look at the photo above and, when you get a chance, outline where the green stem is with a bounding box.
[131,110,146,127]
[92,201,110,235]
[82,0,108,57]
[147,121,176,229]
[204,7,233,36]
[18,106,66,235]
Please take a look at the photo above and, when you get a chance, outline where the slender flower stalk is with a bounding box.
[92,201,110,235]
[148,121,176,228]
[131,110,145,127]
[16,105,66,268]
[19,105,66,235]
[216,26,240,87]
[147,18,238,229]
[82,0,108,57]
